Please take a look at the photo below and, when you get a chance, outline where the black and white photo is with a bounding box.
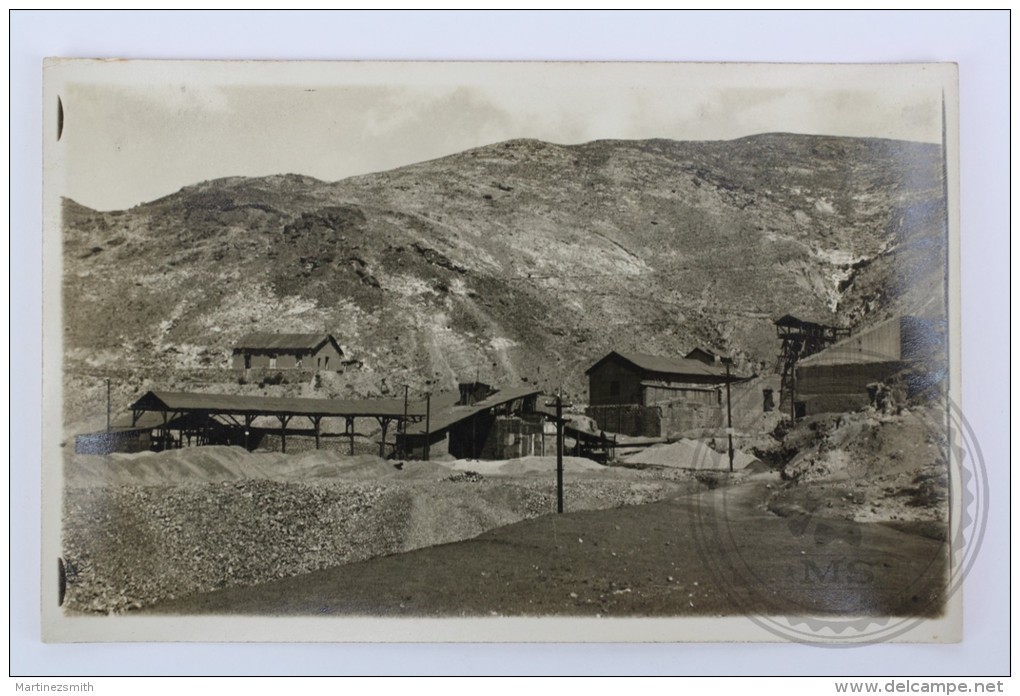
[41,60,967,643]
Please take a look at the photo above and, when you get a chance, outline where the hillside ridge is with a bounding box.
[61,133,947,429]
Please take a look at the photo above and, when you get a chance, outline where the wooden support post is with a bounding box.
[545,392,573,514]
[725,360,734,473]
[309,416,322,450]
[346,417,355,455]
[244,413,254,451]
[277,415,292,453]
[159,411,171,450]
[400,385,409,459]
[378,418,390,458]
[555,397,565,513]
[423,392,431,461]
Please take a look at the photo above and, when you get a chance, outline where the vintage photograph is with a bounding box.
[42,60,962,643]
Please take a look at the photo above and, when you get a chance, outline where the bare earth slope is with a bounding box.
[62,134,945,426]
[147,475,947,619]
[62,448,706,613]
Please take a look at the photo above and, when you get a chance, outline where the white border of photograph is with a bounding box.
[12,9,1010,677]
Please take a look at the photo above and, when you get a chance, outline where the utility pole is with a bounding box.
[423,390,431,461]
[106,378,111,432]
[400,384,409,459]
[725,359,734,473]
[545,391,573,513]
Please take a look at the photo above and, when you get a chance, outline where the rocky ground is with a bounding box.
[61,449,707,614]
[757,404,950,541]
[149,473,948,620]
[62,401,950,616]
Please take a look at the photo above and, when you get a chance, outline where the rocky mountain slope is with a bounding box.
[61,134,946,428]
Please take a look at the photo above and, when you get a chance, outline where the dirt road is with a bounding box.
[147,473,948,618]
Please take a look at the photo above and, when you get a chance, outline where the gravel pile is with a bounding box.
[62,480,408,614]
[446,471,484,483]
[62,472,701,614]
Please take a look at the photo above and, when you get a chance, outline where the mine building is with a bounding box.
[584,351,741,438]
[399,383,547,460]
[231,332,343,371]
[794,315,943,416]
[684,347,725,365]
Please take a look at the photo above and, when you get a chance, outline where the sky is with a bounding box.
[51,61,949,211]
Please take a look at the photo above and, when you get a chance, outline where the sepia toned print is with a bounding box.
[42,60,971,643]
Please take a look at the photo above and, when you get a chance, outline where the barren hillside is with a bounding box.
[62,134,946,428]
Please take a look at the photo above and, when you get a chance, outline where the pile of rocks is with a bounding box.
[61,471,705,614]
[61,480,407,614]
[446,471,484,483]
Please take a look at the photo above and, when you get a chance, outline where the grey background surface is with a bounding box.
[11,9,1009,676]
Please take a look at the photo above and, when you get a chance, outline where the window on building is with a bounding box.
[609,380,620,400]
[269,355,277,368]
[295,357,302,368]
[324,356,330,368]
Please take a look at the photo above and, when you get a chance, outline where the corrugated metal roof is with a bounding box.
[110,410,205,431]
[685,346,724,361]
[405,387,542,435]
[586,351,731,378]
[775,314,832,330]
[640,380,720,391]
[103,410,246,434]
[233,333,335,351]
[774,314,847,333]
[130,390,425,418]
[797,316,922,367]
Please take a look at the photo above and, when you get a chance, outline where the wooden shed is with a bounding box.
[399,385,544,460]
[585,351,730,407]
[231,333,343,371]
[584,351,737,437]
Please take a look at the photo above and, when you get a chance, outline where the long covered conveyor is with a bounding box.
[129,390,427,455]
